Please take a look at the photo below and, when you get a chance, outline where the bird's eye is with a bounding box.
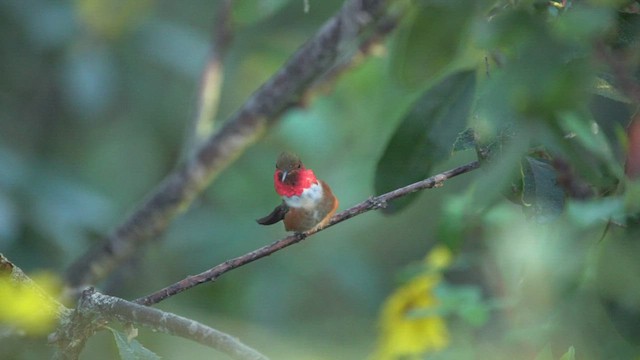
[296,164,301,169]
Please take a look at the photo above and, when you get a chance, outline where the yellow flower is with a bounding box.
[372,246,452,360]
[426,245,453,270]
[0,272,61,335]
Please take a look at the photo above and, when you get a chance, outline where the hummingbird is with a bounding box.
[257,152,339,233]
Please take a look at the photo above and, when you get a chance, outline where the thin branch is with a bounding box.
[65,0,392,290]
[53,288,267,360]
[135,161,480,306]
[184,0,233,154]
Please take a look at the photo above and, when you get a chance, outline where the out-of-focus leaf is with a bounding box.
[139,19,209,79]
[589,94,631,162]
[437,194,472,251]
[474,9,593,131]
[624,181,640,215]
[474,125,517,164]
[559,346,576,360]
[111,329,161,360]
[414,284,490,327]
[534,344,554,360]
[452,128,477,153]
[389,1,474,88]
[458,303,489,327]
[551,5,614,43]
[520,156,565,222]
[415,281,511,328]
[614,12,640,49]
[559,112,619,170]
[591,77,630,104]
[596,236,640,344]
[375,70,476,213]
[62,45,117,118]
[232,0,289,25]
[5,1,77,50]
[552,111,622,193]
[469,130,532,209]
[475,8,543,53]
[566,197,625,226]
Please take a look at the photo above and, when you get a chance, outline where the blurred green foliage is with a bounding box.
[2,0,640,359]
[375,70,476,212]
[110,328,160,360]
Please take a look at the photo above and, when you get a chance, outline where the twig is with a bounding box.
[183,0,233,154]
[65,0,392,290]
[135,161,480,306]
[52,288,267,360]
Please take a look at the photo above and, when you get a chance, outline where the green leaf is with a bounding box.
[546,111,622,193]
[437,194,473,250]
[458,303,489,327]
[614,12,640,49]
[375,70,476,213]
[390,1,474,88]
[110,329,161,360]
[591,77,630,104]
[470,130,532,209]
[534,344,554,360]
[474,124,518,164]
[420,284,491,327]
[551,5,614,43]
[566,197,625,227]
[521,156,565,222]
[232,0,289,25]
[559,112,618,168]
[474,9,593,126]
[452,128,477,153]
[559,346,576,360]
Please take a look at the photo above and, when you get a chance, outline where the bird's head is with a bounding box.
[273,152,317,197]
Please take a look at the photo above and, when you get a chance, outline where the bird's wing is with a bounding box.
[256,202,289,226]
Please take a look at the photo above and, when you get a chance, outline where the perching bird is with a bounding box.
[257,152,339,233]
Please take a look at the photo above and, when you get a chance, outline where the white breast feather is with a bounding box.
[283,182,323,209]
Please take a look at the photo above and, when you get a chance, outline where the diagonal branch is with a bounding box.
[65,0,392,290]
[52,288,267,360]
[135,161,480,306]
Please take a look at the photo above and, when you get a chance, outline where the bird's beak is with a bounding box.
[280,170,288,182]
